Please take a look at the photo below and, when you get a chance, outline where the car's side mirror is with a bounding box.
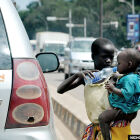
[36,52,60,73]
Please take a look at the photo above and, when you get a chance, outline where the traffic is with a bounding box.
[0,0,140,140]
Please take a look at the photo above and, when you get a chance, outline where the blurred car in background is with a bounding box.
[112,48,120,67]
[36,31,70,72]
[135,44,140,73]
[64,37,96,79]
[0,0,59,139]
[30,40,37,51]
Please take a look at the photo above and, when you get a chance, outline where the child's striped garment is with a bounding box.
[81,121,131,140]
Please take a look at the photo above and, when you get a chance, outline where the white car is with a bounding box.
[64,37,96,79]
[0,0,59,139]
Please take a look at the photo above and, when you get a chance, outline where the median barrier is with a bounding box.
[52,98,87,139]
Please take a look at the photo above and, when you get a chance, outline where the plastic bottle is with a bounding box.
[84,67,117,85]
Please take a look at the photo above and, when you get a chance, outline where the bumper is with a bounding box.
[0,125,57,140]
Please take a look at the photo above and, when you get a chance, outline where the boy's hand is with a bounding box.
[77,70,99,80]
[84,70,99,78]
[105,81,115,93]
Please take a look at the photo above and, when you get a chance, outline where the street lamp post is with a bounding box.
[47,10,87,40]
[46,13,71,40]
[66,18,87,37]
[100,0,103,37]
[84,18,87,37]
[119,0,135,14]
[103,21,119,29]
[119,0,136,47]
[68,9,72,41]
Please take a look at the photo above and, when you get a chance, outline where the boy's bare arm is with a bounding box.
[57,70,99,94]
[57,72,85,94]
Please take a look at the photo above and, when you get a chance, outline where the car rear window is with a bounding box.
[71,40,93,52]
[0,11,12,69]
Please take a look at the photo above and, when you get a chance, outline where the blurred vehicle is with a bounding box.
[36,31,69,53]
[112,48,119,67]
[0,0,59,139]
[64,37,96,79]
[135,43,140,73]
[30,40,37,51]
[36,31,70,72]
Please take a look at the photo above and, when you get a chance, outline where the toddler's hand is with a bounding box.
[105,81,115,93]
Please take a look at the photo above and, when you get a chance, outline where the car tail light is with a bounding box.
[5,59,50,129]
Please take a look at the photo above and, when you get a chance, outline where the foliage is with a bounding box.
[18,0,140,49]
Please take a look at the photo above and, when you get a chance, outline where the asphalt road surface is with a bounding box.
[44,72,85,102]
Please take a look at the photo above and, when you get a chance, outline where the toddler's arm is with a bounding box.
[105,81,124,97]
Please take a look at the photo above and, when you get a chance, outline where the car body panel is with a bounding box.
[1,0,34,58]
[0,125,56,140]
[0,0,57,139]
[0,70,12,130]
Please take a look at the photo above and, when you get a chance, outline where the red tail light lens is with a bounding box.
[5,59,50,129]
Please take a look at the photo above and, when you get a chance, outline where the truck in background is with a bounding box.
[30,40,37,51]
[36,31,70,72]
[64,37,96,79]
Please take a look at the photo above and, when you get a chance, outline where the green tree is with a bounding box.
[18,0,140,49]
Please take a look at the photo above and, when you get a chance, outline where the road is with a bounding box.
[44,72,85,102]
[44,72,140,137]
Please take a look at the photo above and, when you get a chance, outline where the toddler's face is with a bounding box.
[117,53,129,74]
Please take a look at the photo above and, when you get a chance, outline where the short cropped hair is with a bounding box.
[91,37,114,55]
[124,48,140,70]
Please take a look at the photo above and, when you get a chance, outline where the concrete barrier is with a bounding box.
[52,98,87,139]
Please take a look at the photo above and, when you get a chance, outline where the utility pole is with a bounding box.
[69,9,72,41]
[100,0,103,37]
[132,0,135,14]
[47,10,86,39]
[84,18,87,37]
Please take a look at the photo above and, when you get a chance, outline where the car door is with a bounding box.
[0,10,12,131]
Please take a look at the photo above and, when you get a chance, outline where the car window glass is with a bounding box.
[0,11,12,69]
[43,43,65,56]
[71,40,93,52]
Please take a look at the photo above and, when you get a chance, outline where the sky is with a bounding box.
[13,0,39,10]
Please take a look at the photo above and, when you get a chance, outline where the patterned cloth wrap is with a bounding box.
[82,120,131,140]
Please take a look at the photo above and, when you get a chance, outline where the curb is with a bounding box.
[52,98,87,139]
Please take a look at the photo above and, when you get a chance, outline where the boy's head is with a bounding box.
[117,48,140,74]
[91,37,115,70]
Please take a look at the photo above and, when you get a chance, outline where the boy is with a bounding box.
[99,48,140,140]
[57,37,115,93]
[57,38,137,139]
